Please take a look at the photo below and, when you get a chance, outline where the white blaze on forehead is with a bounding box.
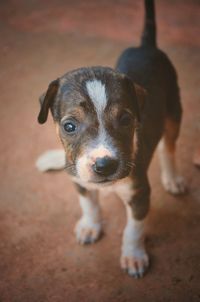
[86,79,115,157]
[86,79,107,114]
[86,79,111,147]
[75,79,117,184]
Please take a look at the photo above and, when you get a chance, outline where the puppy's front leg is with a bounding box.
[121,206,149,278]
[117,179,150,278]
[74,185,102,245]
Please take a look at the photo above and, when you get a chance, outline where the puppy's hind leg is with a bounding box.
[158,118,186,194]
[36,149,65,172]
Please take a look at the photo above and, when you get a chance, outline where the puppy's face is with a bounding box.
[38,67,145,186]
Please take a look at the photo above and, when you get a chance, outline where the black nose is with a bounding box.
[92,156,118,177]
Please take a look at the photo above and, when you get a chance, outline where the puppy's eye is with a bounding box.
[119,112,133,127]
[63,122,76,133]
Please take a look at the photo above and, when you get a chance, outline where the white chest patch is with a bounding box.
[86,79,107,116]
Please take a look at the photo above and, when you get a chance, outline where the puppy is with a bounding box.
[37,0,186,278]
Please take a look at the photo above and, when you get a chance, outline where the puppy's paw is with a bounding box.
[120,247,149,278]
[36,149,65,172]
[161,174,187,195]
[75,217,102,245]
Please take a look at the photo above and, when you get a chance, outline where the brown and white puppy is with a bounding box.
[36,0,186,278]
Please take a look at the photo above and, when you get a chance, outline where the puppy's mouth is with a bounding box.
[69,154,133,186]
[88,168,131,185]
[89,178,116,185]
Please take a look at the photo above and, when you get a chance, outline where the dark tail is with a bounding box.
[141,0,157,47]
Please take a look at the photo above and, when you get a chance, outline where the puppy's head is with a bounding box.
[38,67,146,186]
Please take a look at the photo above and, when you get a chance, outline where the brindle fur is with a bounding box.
[39,67,141,183]
[37,0,184,276]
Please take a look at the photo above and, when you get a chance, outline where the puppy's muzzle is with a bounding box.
[92,156,118,177]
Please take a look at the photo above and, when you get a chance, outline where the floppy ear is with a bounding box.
[38,79,59,124]
[133,83,147,123]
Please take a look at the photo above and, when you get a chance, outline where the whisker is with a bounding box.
[126,160,136,169]
[64,163,75,173]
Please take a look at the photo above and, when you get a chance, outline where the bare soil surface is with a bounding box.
[0,1,200,301]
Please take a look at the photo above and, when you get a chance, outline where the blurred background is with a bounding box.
[0,1,200,301]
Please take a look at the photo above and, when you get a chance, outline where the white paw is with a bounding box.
[36,149,65,172]
[161,174,187,195]
[120,246,149,278]
[75,217,102,245]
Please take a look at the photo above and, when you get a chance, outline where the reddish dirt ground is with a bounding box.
[0,1,200,301]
